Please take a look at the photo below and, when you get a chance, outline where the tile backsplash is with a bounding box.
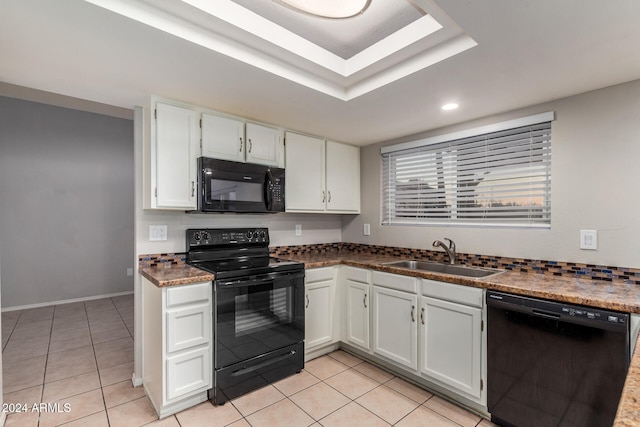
[269,243,640,285]
[139,243,640,284]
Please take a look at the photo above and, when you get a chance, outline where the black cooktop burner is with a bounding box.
[185,228,303,280]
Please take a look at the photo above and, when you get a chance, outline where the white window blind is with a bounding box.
[382,119,552,227]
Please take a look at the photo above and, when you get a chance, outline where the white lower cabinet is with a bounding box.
[302,266,486,410]
[419,279,485,403]
[343,267,371,351]
[166,347,211,400]
[142,279,212,418]
[371,271,419,371]
[305,267,337,352]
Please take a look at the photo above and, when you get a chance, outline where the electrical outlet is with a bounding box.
[363,223,371,236]
[150,225,168,241]
[295,224,302,236]
[127,268,134,276]
[580,229,597,250]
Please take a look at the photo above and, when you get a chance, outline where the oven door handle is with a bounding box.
[217,271,305,289]
[231,350,297,377]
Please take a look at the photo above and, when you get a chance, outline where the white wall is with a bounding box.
[0,96,135,308]
[136,211,342,255]
[343,79,640,268]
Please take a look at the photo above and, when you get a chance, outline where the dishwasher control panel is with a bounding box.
[561,306,625,323]
[488,291,629,328]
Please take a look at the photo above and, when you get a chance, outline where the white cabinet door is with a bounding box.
[305,281,333,349]
[154,102,199,209]
[285,132,326,211]
[246,122,282,167]
[326,141,360,213]
[346,280,370,351]
[166,305,210,354]
[372,285,418,370]
[201,113,244,162]
[419,296,483,400]
[166,346,211,401]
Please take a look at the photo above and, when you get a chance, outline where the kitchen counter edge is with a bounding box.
[140,264,214,287]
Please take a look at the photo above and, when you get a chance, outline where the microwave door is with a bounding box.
[203,169,267,212]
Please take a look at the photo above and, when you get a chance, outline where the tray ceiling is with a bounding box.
[83,0,477,100]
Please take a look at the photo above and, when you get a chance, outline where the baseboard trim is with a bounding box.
[1,291,134,312]
[132,372,143,388]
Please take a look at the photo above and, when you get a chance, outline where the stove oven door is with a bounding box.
[212,270,305,404]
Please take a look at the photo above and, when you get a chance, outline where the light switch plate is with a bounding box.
[150,225,168,241]
[579,229,597,250]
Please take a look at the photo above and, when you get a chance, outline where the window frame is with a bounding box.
[381,112,554,228]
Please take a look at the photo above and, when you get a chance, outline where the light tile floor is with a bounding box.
[2,295,498,426]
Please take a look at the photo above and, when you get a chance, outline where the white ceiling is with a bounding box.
[1,0,640,146]
[230,0,426,59]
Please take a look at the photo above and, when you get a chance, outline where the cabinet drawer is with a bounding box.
[306,267,334,283]
[166,282,211,308]
[166,346,211,401]
[421,279,483,308]
[167,305,210,353]
[372,271,418,293]
[344,267,370,284]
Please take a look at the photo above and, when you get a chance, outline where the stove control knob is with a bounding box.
[193,232,201,242]
[202,231,210,241]
[259,230,267,239]
[246,231,254,239]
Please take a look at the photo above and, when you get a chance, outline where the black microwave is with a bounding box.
[197,157,285,213]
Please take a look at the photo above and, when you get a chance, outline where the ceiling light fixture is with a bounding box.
[442,103,459,111]
[274,0,371,19]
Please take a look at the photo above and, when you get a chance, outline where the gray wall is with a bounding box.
[343,79,640,268]
[0,96,134,308]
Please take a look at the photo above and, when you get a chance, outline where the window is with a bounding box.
[382,112,553,227]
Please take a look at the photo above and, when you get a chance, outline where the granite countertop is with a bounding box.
[139,251,640,425]
[140,264,214,287]
[284,252,640,314]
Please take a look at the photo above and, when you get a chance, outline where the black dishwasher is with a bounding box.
[487,291,629,427]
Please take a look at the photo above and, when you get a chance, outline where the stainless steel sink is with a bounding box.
[383,260,504,278]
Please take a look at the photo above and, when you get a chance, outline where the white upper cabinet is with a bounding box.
[201,114,283,167]
[285,132,360,213]
[201,113,244,162]
[151,102,199,210]
[285,132,326,211]
[245,122,283,167]
[326,141,360,212]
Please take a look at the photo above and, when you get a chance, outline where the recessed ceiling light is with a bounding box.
[274,0,371,19]
[442,103,459,111]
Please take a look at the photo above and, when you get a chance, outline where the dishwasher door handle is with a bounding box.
[532,309,560,320]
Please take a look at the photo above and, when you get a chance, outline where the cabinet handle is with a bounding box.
[363,293,367,308]
[248,138,252,153]
[305,294,309,309]
[411,305,415,322]
[421,307,425,325]
[191,181,195,197]
[328,191,332,203]
[239,137,243,152]
[322,191,326,203]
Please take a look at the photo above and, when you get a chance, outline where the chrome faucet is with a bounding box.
[433,238,456,264]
